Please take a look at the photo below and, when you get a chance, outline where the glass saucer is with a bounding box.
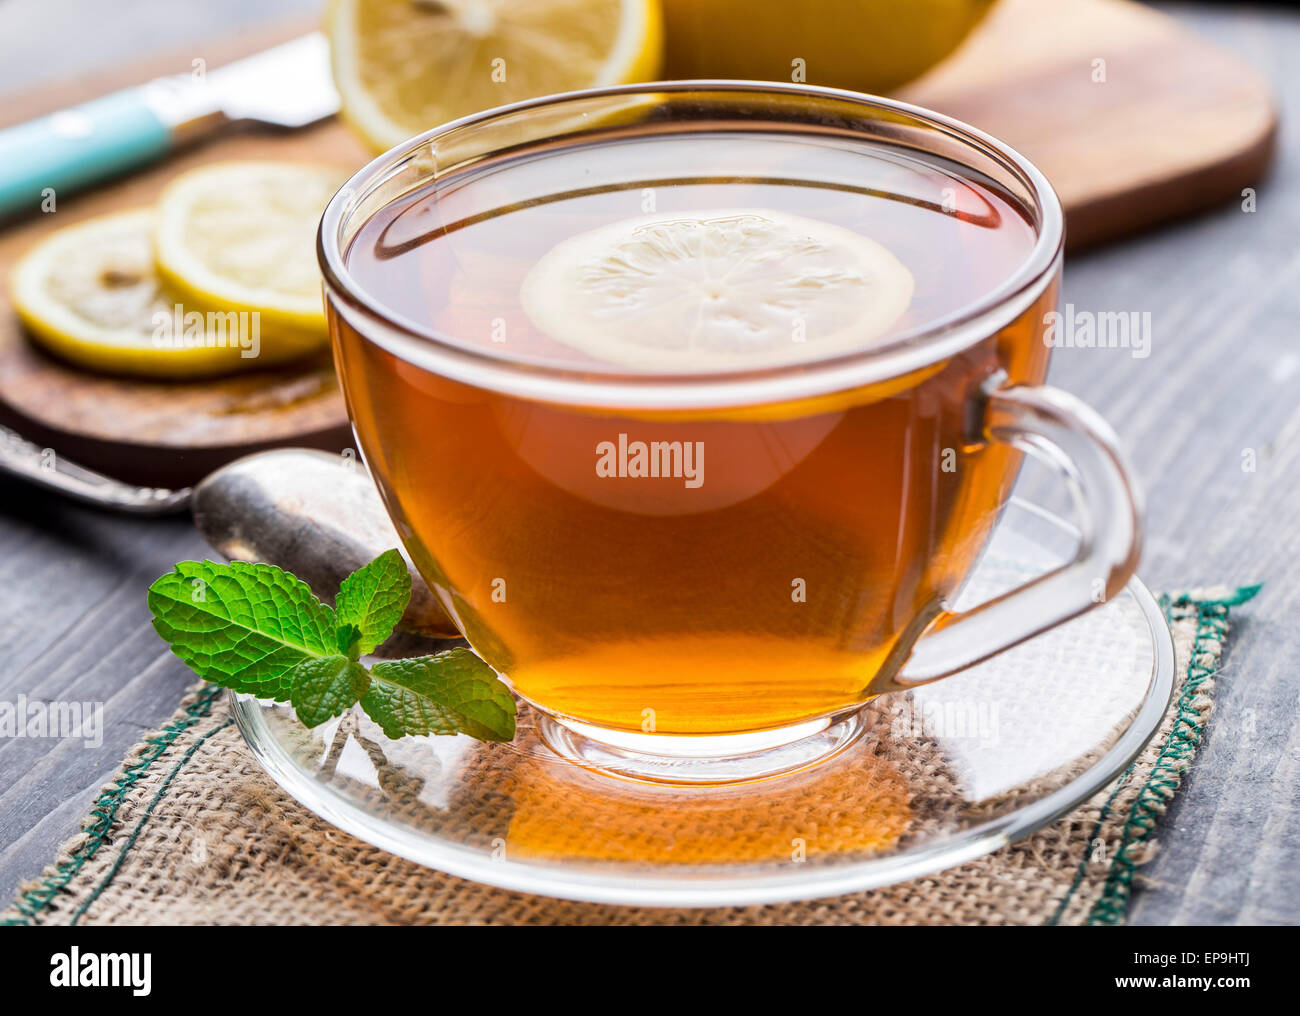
[232,497,1174,908]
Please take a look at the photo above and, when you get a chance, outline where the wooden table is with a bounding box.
[0,1,1296,925]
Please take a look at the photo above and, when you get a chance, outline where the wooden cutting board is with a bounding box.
[0,0,1276,489]
[900,0,1277,248]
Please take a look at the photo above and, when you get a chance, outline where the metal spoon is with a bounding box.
[0,433,455,648]
[0,424,191,515]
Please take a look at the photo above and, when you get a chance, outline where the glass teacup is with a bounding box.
[318,82,1141,784]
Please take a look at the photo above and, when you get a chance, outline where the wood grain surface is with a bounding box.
[0,0,1296,925]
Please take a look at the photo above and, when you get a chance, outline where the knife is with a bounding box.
[0,32,339,220]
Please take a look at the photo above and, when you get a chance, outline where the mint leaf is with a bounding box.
[290,655,370,728]
[148,560,337,700]
[361,649,515,742]
[336,623,362,659]
[334,549,411,655]
[148,557,518,746]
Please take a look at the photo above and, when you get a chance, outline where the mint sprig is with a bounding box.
[148,551,515,743]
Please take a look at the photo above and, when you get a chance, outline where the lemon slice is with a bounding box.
[154,161,345,342]
[519,209,916,372]
[10,210,312,378]
[328,0,663,152]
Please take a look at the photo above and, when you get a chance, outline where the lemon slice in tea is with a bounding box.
[328,0,663,152]
[154,161,345,343]
[519,208,915,372]
[10,210,308,378]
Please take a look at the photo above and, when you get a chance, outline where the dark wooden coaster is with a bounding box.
[0,329,352,487]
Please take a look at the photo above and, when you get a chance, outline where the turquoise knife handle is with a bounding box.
[0,89,172,219]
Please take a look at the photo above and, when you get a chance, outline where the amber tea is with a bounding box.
[328,123,1056,739]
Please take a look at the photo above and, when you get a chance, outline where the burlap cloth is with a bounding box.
[3,588,1255,926]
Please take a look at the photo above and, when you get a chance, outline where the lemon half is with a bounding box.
[328,0,663,152]
[661,0,997,94]
[519,208,915,373]
[153,161,346,343]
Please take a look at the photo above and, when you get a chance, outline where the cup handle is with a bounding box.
[891,371,1144,688]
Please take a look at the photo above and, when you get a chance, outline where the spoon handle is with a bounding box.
[0,425,191,515]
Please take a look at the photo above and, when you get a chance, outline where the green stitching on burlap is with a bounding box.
[1047,763,1131,925]
[69,716,234,926]
[1046,585,1258,926]
[1,683,223,927]
[1084,586,1258,925]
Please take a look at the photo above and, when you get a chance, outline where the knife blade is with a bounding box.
[0,32,340,220]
